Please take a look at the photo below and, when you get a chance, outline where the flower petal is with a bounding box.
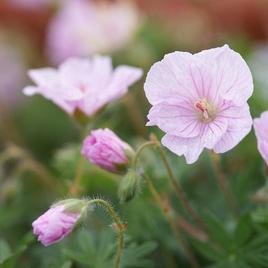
[196,44,253,105]
[147,102,201,138]
[144,52,214,105]
[213,104,252,153]
[162,134,204,164]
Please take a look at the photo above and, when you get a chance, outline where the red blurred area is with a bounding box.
[1,0,268,48]
[136,0,268,40]
[0,2,50,47]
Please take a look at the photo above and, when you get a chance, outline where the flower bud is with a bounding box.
[32,199,88,246]
[118,169,141,203]
[81,128,134,174]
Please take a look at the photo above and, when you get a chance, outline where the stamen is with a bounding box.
[195,101,206,113]
[194,99,216,122]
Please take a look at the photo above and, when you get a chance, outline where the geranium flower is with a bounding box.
[23,56,143,116]
[47,0,140,64]
[144,45,253,164]
[254,111,268,165]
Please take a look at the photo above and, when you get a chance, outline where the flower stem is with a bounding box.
[209,152,238,215]
[132,141,156,168]
[69,156,86,195]
[88,199,126,268]
[142,173,203,268]
[150,135,205,229]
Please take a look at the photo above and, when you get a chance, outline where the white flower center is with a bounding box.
[194,99,217,123]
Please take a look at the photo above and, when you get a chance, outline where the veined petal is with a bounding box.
[213,104,252,153]
[147,102,201,138]
[162,134,204,164]
[144,52,214,105]
[196,44,253,105]
[202,117,228,149]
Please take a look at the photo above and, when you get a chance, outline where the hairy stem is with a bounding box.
[209,152,237,215]
[150,135,205,229]
[142,173,202,268]
[88,199,125,268]
[132,141,156,168]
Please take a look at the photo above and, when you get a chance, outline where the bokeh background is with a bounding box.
[1,0,268,267]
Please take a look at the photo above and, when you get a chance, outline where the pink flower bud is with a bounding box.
[81,128,134,174]
[32,199,87,246]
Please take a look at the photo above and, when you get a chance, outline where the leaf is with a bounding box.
[0,240,12,264]
[191,238,225,262]
[202,213,233,251]
[61,261,72,268]
[121,241,158,268]
[234,214,254,246]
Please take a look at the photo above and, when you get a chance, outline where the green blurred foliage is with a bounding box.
[1,10,268,268]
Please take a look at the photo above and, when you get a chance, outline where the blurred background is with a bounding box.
[1,0,268,267]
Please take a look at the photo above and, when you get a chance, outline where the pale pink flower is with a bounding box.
[23,56,142,116]
[254,111,268,165]
[81,128,134,173]
[32,201,85,246]
[145,45,253,164]
[0,43,26,106]
[47,0,140,64]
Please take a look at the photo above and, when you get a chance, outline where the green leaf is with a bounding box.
[191,238,225,262]
[234,214,254,246]
[121,241,158,268]
[0,240,12,264]
[202,213,233,251]
[61,261,72,268]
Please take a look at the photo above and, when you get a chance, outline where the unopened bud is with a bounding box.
[118,169,141,203]
[33,199,88,246]
[82,129,134,174]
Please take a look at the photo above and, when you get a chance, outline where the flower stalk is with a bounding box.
[88,199,126,268]
[209,152,238,215]
[150,135,205,229]
[142,173,202,268]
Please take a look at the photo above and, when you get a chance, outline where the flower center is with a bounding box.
[78,83,87,93]
[194,99,217,122]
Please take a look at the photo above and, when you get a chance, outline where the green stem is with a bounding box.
[150,135,205,229]
[88,199,125,268]
[209,152,237,215]
[69,156,86,195]
[142,174,202,268]
[132,141,156,168]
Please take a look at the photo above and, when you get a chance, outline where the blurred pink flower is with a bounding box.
[145,45,253,164]
[47,0,140,64]
[254,111,268,165]
[0,43,26,106]
[82,128,134,173]
[32,204,81,246]
[23,56,143,116]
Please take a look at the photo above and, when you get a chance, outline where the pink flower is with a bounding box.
[254,111,268,165]
[23,56,142,116]
[32,200,85,246]
[145,45,253,164]
[82,128,134,173]
[0,43,26,106]
[47,0,140,64]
